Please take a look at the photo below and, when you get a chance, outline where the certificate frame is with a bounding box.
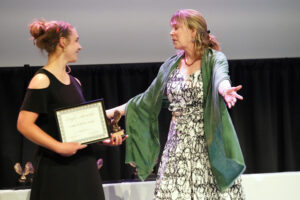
[55,99,110,144]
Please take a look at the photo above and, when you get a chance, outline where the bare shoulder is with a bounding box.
[28,73,50,89]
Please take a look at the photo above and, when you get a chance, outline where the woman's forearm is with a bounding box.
[218,79,231,96]
[17,111,62,153]
[106,103,126,118]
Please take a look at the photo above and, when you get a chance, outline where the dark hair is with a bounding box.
[29,19,73,54]
[170,9,221,58]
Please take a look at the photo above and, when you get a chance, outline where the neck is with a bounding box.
[45,53,68,74]
[184,52,200,66]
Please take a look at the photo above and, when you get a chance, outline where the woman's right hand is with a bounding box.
[56,142,87,157]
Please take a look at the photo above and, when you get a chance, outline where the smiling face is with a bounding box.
[169,21,195,51]
[63,28,82,63]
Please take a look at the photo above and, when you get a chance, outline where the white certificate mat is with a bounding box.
[55,99,109,144]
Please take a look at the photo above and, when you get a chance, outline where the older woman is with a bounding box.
[107,9,246,199]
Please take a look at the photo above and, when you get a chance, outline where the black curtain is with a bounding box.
[228,58,300,173]
[0,58,299,189]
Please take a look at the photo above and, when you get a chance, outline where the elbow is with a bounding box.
[16,113,28,136]
[17,117,25,135]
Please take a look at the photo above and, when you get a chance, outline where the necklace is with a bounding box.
[184,55,200,66]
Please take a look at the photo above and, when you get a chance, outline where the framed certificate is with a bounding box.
[55,99,110,144]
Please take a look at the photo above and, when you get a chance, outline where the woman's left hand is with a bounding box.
[102,134,128,146]
[222,85,243,108]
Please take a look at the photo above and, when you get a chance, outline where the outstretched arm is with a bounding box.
[218,80,243,109]
[106,103,126,119]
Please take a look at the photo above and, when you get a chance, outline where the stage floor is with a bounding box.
[0,172,299,200]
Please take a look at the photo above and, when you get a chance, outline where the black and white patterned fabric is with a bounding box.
[154,68,245,200]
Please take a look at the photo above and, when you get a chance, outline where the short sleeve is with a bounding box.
[20,88,48,114]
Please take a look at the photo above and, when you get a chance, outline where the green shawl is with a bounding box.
[125,49,245,192]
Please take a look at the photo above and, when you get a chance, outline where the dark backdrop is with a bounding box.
[0,57,300,188]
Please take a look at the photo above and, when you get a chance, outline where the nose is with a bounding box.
[170,29,174,36]
[78,43,82,51]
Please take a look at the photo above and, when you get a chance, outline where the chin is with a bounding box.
[173,44,181,49]
[69,58,78,63]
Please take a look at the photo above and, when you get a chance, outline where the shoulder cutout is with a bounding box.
[28,73,50,89]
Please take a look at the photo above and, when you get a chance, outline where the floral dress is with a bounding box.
[154,68,245,200]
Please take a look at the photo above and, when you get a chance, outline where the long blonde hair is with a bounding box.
[170,9,221,58]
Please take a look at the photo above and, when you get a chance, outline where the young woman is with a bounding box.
[17,19,124,200]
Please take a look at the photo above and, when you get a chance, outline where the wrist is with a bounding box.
[218,80,231,97]
[120,109,125,116]
[220,88,227,97]
[53,141,63,154]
